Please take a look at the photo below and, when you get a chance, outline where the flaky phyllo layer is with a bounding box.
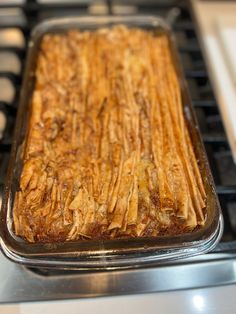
[13,26,206,242]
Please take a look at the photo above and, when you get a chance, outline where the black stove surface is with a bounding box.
[0,0,236,303]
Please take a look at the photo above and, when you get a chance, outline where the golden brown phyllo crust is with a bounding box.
[13,26,206,243]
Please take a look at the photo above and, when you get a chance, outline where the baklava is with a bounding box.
[13,26,206,242]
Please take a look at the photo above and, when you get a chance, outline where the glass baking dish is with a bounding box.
[0,16,223,270]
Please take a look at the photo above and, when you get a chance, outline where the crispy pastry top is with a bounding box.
[13,26,206,242]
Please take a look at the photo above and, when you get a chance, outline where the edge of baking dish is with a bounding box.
[0,15,223,269]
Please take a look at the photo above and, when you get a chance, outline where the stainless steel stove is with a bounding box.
[1,0,236,304]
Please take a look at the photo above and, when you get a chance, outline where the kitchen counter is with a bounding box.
[191,0,236,161]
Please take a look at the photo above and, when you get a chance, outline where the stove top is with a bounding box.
[1,0,236,303]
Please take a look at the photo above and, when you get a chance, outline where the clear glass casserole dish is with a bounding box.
[0,16,223,269]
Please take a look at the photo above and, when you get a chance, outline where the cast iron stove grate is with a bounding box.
[0,0,236,276]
